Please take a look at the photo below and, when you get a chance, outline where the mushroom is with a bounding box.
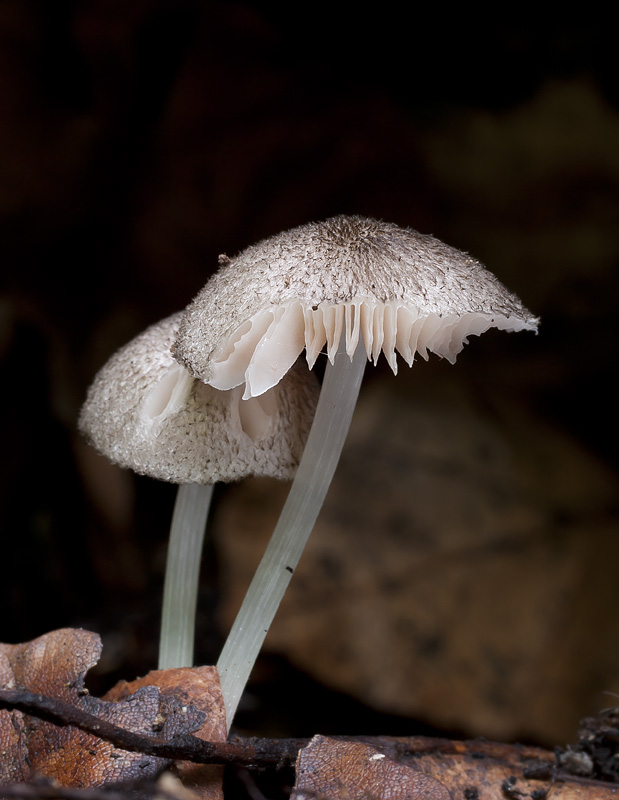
[78,311,319,670]
[173,215,539,729]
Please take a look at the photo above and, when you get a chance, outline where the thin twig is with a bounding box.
[9,688,617,792]
[0,688,304,767]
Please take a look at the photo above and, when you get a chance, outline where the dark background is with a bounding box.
[1,2,617,744]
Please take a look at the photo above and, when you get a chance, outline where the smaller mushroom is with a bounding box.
[78,312,319,670]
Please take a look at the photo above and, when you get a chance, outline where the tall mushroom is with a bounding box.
[173,215,539,729]
[78,312,319,671]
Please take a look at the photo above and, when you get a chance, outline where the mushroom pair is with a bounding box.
[80,214,538,731]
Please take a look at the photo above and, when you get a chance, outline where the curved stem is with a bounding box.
[158,483,214,669]
[217,345,366,730]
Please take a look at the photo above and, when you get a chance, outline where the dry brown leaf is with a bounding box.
[0,627,224,796]
[416,747,619,799]
[106,666,226,800]
[294,735,619,800]
[293,735,451,800]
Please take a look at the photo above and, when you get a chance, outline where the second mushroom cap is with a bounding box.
[78,312,320,484]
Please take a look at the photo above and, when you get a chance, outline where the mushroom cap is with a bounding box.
[78,313,320,484]
[174,215,539,398]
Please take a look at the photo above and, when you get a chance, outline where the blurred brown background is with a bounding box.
[1,2,617,746]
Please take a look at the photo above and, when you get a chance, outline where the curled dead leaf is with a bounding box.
[0,627,225,799]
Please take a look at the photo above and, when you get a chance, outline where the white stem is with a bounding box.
[158,482,214,669]
[217,344,366,730]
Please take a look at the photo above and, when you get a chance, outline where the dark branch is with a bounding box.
[0,688,304,767]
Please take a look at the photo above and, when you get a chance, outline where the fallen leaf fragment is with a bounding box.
[343,735,619,799]
[292,735,451,800]
[418,749,619,799]
[0,628,224,795]
[107,667,226,800]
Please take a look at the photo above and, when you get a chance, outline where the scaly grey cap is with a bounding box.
[174,215,539,398]
[79,312,320,483]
